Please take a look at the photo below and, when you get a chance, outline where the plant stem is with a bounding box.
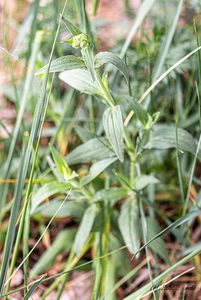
[82,46,115,107]
[124,131,135,186]
[100,200,110,294]
[95,73,115,107]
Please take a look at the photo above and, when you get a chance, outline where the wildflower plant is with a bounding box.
[34,17,166,299]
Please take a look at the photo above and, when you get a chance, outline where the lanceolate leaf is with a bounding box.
[74,204,97,255]
[32,199,86,220]
[35,56,86,75]
[75,126,94,142]
[103,105,124,162]
[127,98,148,125]
[49,144,71,179]
[59,69,100,95]
[145,125,201,160]
[135,175,159,191]
[95,51,129,83]
[94,187,128,205]
[62,16,82,36]
[81,157,117,186]
[31,182,70,213]
[66,138,115,165]
[118,198,140,254]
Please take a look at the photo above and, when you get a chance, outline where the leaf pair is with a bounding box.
[36,17,128,96]
[59,50,128,91]
[36,51,128,95]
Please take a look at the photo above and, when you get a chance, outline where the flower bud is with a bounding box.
[71,33,90,49]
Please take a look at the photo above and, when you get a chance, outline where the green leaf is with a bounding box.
[103,105,124,162]
[118,198,140,254]
[59,69,100,95]
[32,199,86,220]
[30,229,76,277]
[74,204,97,255]
[94,187,128,205]
[120,0,156,59]
[127,98,148,126]
[95,51,129,83]
[31,182,70,213]
[49,144,72,179]
[109,234,130,277]
[75,126,93,142]
[66,138,115,165]
[35,56,86,75]
[62,16,82,36]
[134,175,159,191]
[152,0,183,81]
[144,0,183,108]
[81,157,117,186]
[145,125,201,160]
[146,217,169,263]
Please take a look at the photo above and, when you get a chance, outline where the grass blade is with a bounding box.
[0,135,28,294]
[0,32,42,216]
[0,1,68,293]
[120,0,156,59]
[124,246,201,299]
[152,0,183,81]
